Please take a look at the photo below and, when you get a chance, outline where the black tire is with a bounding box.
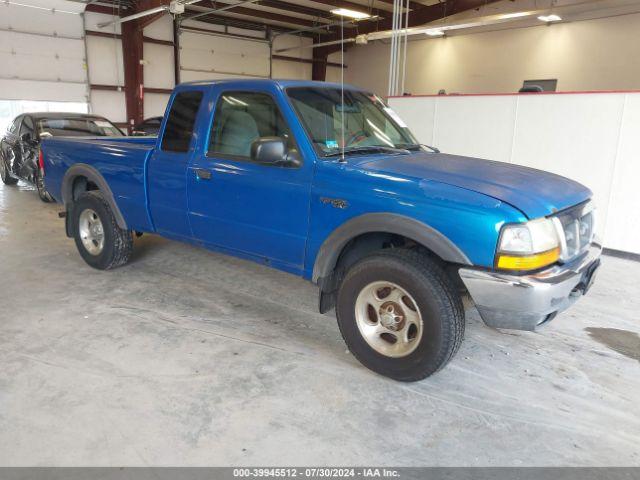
[336,249,465,381]
[0,156,18,185]
[72,191,133,270]
[35,168,54,203]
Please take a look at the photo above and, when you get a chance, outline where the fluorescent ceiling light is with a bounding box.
[330,8,371,19]
[500,12,530,19]
[538,14,562,22]
[425,29,445,36]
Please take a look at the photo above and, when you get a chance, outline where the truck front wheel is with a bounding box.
[72,191,133,270]
[336,249,465,381]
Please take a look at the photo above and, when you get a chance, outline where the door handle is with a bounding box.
[195,168,212,180]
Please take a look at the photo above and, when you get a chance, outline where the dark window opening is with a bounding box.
[161,91,204,153]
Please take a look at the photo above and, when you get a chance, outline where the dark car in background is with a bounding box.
[131,116,162,136]
[0,113,123,202]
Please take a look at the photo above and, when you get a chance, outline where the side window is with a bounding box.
[161,90,204,153]
[19,116,34,138]
[208,92,293,159]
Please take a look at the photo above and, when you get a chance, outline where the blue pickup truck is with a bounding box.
[40,79,601,381]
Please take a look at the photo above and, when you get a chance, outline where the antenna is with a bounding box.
[340,20,346,162]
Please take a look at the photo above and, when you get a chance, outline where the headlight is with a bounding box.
[496,218,560,271]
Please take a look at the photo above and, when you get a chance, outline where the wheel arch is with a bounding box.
[61,164,127,231]
[312,213,471,313]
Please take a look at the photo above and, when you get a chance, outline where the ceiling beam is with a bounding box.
[375,0,424,13]
[181,14,319,35]
[327,0,503,44]
[256,0,335,19]
[85,3,127,15]
[186,4,328,28]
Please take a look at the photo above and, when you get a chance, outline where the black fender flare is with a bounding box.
[312,212,471,285]
[61,163,127,230]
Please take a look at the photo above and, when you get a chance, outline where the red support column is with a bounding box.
[312,46,328,81]
[121,21,144,134]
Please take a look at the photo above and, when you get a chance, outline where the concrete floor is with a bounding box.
[0,180,639,467]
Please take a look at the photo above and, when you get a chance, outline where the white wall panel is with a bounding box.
[326,52,344,83]
[598,94,640,254]
[272,60,311,81]
[511,94,625,238]
[434,96,518,164]
[389,92,640,254]
[143,43,175,89]
[90,90,126,123]
[143,15,173,42]
[271,35,313,80]
[180,70,250,82]
[144,93,170,119]
[273,35,312,59]
[86,35,124,87]
[0,79,86,102]
[390,97,436,147]
[84,11,122,35]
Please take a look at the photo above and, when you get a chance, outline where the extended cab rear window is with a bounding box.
[161,91,204,153]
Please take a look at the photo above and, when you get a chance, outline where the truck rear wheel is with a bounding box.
[72,191,133,270]
[336,249,465,381]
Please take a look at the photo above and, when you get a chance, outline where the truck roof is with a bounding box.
[177,78,363,92]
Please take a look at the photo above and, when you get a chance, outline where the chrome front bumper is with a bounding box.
[459,244,602,331]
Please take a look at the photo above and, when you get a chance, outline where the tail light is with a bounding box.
[38,149,45,171]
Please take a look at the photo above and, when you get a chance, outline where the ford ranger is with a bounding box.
[40,79,601,381]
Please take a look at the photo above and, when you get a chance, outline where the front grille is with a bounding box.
[554,202,595,261]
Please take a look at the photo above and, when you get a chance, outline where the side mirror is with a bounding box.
[250,137,301,168]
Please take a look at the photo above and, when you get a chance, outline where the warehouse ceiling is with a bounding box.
[84,0,640,38]
[86,0,502,35]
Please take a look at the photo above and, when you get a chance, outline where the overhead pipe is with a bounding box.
[97,0,205,28]
[184,0,263,23]
[98,5,168,28]
[400,0,409,95]
[274,37,355,53]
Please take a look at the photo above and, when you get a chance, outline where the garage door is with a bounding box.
[180,26,271,82]
[0,0,87,103]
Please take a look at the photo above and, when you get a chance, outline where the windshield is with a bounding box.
[286,87,419,156]
[37,118,123,137]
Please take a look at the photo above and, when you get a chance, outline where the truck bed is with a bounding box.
[42,136,157,232]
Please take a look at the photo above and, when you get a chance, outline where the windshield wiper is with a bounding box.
[394,143,440,153]
[323,145,410,157]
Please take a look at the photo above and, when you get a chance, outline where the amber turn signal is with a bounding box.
[496,247,560,271]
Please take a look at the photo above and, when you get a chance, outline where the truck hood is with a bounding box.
[356,152,592,219]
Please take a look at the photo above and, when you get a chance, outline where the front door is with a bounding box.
[187,86,313,273]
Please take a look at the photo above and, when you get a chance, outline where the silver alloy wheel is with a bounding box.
[354,281,423,358]
[78,208,105,256]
